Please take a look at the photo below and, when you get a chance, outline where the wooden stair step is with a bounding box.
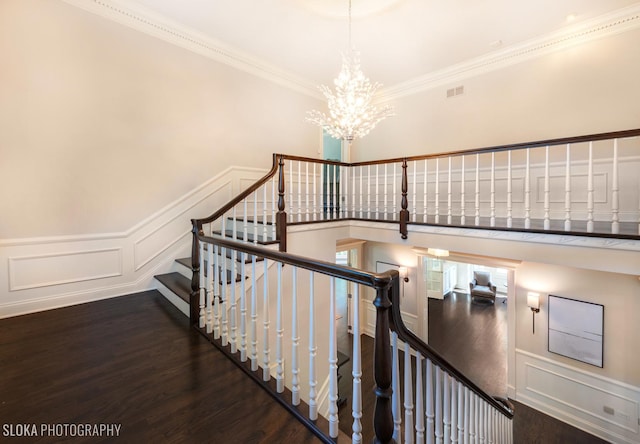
[226,216,274,225]
[175,258,246,284]
[212,229,277,245]
[155,272,190,304]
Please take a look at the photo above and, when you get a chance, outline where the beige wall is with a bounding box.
[353,28,640,160]
[0,0,322,239]
[516,262,640,387]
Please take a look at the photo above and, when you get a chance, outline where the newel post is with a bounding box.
[276,155,287,252]
[399,158,409,239]
[190,219,202,326]
[372,277,397,444]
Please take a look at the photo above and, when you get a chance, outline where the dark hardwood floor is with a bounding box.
[0,291,323,443]
[1,289,608,443]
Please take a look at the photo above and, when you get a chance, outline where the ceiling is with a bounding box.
[114,0,640,91]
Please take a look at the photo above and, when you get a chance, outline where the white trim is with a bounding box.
[378,4,640,102]
[60,0,320,99]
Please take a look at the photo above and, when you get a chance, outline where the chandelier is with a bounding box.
[306,0,393,142]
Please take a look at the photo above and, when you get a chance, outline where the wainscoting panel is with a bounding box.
[8,248,122,291]
[0,167,267,318]
[516,349,640,444]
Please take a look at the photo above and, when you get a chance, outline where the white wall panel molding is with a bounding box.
[8,248,123,291]
[61,0,319,99]
[0,166,267,318]
[379,4,640,101]
[516,349,640,444]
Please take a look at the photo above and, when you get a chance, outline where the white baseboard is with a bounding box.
[515,349,640,444]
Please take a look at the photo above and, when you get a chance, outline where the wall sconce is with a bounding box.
[398,266,409,283]
[527,292,540,334]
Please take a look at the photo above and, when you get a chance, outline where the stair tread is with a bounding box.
[155,272,190,303]
[226,216,274,225]
[212,229,277,245]
[175,258,247,284]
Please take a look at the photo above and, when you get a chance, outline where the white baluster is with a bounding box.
[376,164,381,218]
[367,165,372,219]
[426,357,434,444]
[393,163,397,216]
[333,163,338,218]
[451,378,458,444]
[343,161,348,218]
[320,162,326,220]
[404,342,415,444]
[199,242,205,328]
[587,141,594,232]
[263,178,268,241]
[544,146,550,230]
[289,159,294,223]
[298,160,302,222]
[392,332,402,443]
[328,277,339,438]
[305,161,310,222]
[351,285,362,444]
[221,247,228,347]
[250,255,258,371]
[524,149,531,229]
[435,158,440,224]
[474,154,480,226]
[460,156,466,226]
[352,164,356,218]
[481,401,487,444]
[272,176,277,239]
[313,163,317,221]
[457,382,465,444]
[206,242,213,334]
[213,245,221,340]
[424,159,428,223]
[565,144,572,231]
[358,165,363,218]
[253,190,258,244]
[443,372,451,444]
[383,164,387,219]
[291,267,300,404]
[416,352,425,444]
[507,151,512,228]
[464,387,470,444]
[447,157,452,225]
[490,152,496,227]
[229,241,237,353]
[308,272,317,420]
[239,252,247,361]
[413,160,418,222]
[435,367,443,444]
[243,198,248,241]
[262,258,270,381]
[612,139,619,234]
[469,393,475,444]
[276,262,284,393]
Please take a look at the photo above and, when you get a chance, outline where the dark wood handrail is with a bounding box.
[388,283,514,419]
[196,233,514,420]
[196,153,281,226]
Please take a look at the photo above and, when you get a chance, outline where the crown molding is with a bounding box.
[377,3,640,103]
[61,0,322,99]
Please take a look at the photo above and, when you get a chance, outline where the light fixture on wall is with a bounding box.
[527,292,541,334]
[426,248,449,258]
[306,0,393,151]
[398,266,409,283]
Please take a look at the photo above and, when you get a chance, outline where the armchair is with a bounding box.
[469,271,497,303]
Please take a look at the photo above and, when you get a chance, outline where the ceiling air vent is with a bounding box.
[446,85,464,98]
